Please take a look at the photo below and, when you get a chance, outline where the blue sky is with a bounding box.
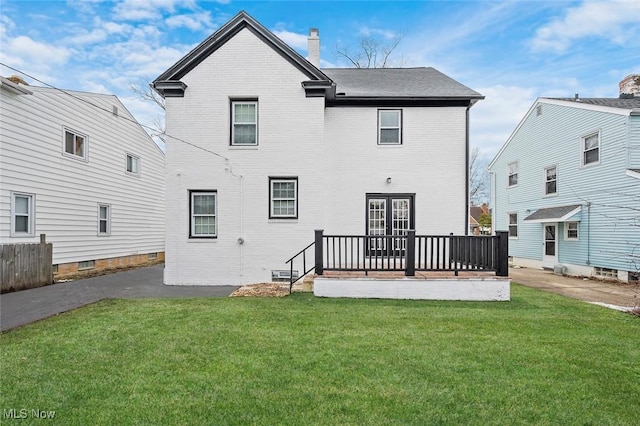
[1,0,638,159]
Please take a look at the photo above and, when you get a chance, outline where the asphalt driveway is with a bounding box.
[0,264,238,332]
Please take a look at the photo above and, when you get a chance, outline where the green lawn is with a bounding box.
[1,284,639,425]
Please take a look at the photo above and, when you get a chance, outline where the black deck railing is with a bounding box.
[286,230,509,292]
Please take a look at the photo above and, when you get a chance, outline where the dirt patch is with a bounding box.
[54,260,164,282]
[229,283,291,297]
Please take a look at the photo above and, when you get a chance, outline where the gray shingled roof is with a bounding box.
[321,67,483,98]
[524,205,581,222]
[551,97,640,109]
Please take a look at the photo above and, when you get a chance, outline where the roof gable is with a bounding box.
[154,11,328,87]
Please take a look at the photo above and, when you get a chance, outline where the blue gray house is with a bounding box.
[488,76,640,283]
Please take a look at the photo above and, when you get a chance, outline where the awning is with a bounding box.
[523,204,582,223]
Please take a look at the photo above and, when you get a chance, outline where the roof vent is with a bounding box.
[574,93,580,102]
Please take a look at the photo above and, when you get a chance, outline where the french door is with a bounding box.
[366,194,415,255]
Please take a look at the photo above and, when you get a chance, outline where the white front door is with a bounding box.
[542,223,558,269]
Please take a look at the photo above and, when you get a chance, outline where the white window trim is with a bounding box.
[378,109,402,145]
[269,177,298,219]
[231,100,258,146]
[581,131,600,167]
[507,161,519,188]
[10,192,35,237]
[98,204,111,236]
[508,212,518,239]
[544,165,557,197]
[565,221,579,241]
[190,191,217,238]
[125,152,141,176]
[63,127,88,161]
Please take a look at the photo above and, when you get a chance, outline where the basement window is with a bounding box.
[78,260,95,271]
[594,267,617,279]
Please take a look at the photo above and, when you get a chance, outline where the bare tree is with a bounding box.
[336,33,405,68]
[130,78,166,141]
[469,147,489,205]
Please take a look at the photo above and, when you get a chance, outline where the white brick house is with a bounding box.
[153,11,483,286]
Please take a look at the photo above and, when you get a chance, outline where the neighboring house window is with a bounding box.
[98,204,111,236]
[231,100,258,145]
[269,177,298,219]
[64,128,87,160]
[565,222,579,240]
[508,212,518,238]
[508,162,518,187]
[378,109,402,145]
[582,132,599,166]
[544,166,557,195]
[190,191,217,238]
[126,153,140,175]
[11,192,34,236]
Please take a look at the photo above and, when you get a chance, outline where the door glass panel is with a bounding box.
[392,199,410,251]
[368,199,386,251]
[544,226,556,256]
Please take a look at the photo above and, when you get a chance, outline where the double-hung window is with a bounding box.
[269,177,298,219]
[565,222,579,240]
[126,153,140,176]
[190,191,217,238]
[507,162,518,187]
[98,204,111,236]
[64,128,87,160]
[582,132,599,166]
[378,109,402,145]
[231,100,258,146]
[544,166,557,195]
[508,212,518,238]
[11,192,34,236]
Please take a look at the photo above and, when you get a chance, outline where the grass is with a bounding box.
[1,284,639,425]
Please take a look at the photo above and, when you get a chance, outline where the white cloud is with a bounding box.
[531,0,640,52]
[470,85,537,158]
[359,26,398,40]
[272,29,308,50]
[0,35,72,69]
[166,12,213,31]
[112,0,190,21]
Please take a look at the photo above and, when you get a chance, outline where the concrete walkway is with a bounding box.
[509,266,638,309]
[0,265,238,332]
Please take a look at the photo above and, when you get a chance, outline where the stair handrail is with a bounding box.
[285,241,315,293]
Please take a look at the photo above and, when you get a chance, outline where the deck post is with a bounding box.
[315,229,324,275]
[405,230,415,276]
[496,231,509,277]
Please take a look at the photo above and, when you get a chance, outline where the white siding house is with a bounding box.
[153,12,483,286]
[488,92,640,283]
[0,76,165,277]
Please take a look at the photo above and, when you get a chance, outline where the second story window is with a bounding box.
[582,132,599,166]
[64,129,87,160]
[126,153,140,176]
[378,110,402,145]
[544,166,557,195]
[231,100,258,146]
[508,161,518,187]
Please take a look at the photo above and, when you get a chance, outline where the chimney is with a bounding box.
[619,74,639,98]
[7,75,28,85]
[308,28,320,68]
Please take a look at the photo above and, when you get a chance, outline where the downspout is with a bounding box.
[586,201,591,265]
[465,105,470,236]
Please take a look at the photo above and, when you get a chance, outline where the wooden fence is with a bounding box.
[1,235,53,293]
